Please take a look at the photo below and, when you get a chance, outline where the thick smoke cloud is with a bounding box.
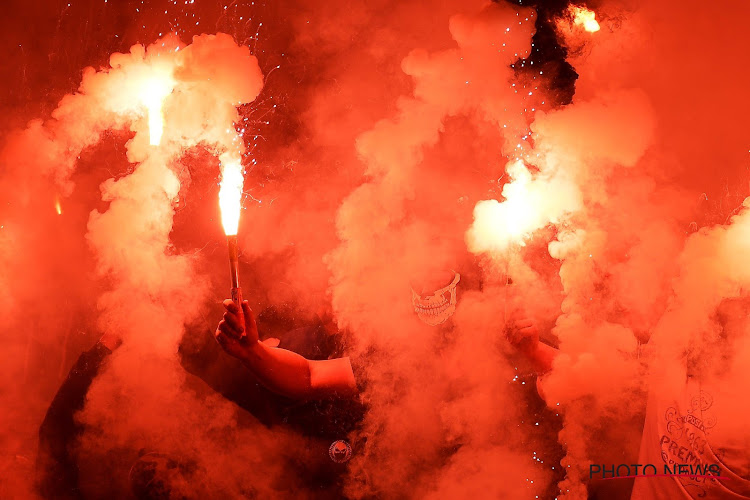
[4,0,750,499]
[0,32,311,498]
[324,2,559,497]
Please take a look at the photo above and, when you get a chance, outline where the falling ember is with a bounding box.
[54,198,62,215]
[141,76,174,146]
[219,152,246,335]
[569,5,600,33]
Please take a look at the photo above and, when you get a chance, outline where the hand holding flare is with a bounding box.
[226,234,245,336]
[217,299,258,351]
[214,155,357,401]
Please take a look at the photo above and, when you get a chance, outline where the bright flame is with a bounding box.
[570,5,600,33]
[467,161,536,252]
[141,76,174,146]
[219,153,245,235]
[55,198,62,215]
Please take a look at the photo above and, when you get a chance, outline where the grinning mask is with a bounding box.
[411,271,461,326]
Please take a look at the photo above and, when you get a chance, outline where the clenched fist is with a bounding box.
[505,315,540,349]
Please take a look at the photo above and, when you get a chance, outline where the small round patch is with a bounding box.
[328,440,352,463]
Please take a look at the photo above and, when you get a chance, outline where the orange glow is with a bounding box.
[219,153,244,235]
[570,5,600,33]
[141,75,174,146]
[8,3,750,499]
[467,160,537,251]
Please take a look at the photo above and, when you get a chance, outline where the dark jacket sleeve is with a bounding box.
[35,341,112,500]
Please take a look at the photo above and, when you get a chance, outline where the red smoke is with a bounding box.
[3,0,750,499]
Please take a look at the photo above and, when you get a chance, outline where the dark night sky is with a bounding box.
[1,0,579,121]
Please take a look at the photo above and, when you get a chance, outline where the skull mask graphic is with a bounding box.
[411,271,460,326]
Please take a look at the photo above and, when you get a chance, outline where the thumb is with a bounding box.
[241,301,258,338]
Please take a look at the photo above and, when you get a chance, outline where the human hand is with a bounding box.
[215,300,260,361]
[505,315,540,348]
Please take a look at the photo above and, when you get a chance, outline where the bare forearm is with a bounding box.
[309,357,358,399]
[240,341,357,400]
[216,300,357,400]
[241,341,313,399]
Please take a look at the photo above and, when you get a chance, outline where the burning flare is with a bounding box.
[219,152,244,236]
[219,151,246,335]
[570,5,600,33]
[141,75,175,146]
[467,160,538,252]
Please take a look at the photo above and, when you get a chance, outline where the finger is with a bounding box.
[518,326,538,336]
[514,319,534,329]
[218,321,233,337]
[218,320,242,340]
[223,311,244,332]
[215,328,229,345]
[507,330,521,344]
[216,330,241,350]
[241,301,258,338]
[515,333,535,344]
[262,337,280,348]
[223,299,239,314]
[504,324,520,343]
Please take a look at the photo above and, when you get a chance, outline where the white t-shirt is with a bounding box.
[632,366,750,499]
